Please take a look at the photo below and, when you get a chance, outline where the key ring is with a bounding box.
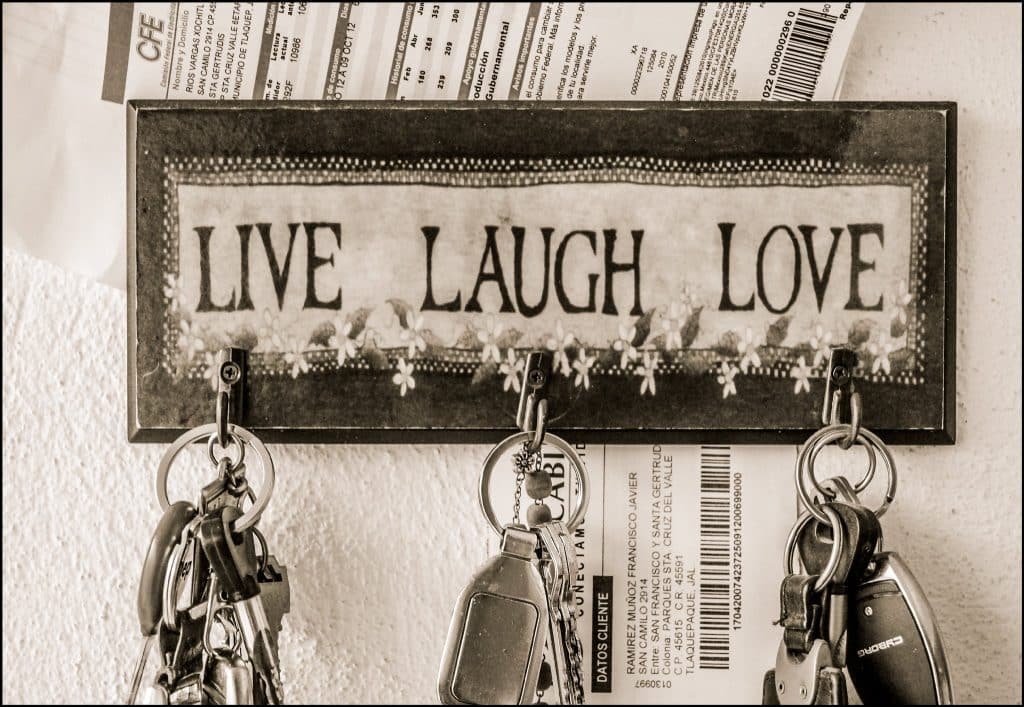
[208,433,246,473]
[797,425,897,524]
[157,423,274,533]
[783,505,846,592]
[479,431,589,535]
[794,424,876,502]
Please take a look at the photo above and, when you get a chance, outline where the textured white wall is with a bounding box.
[2,4,1021,704]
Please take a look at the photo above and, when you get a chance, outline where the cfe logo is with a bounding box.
[857,635,905,658]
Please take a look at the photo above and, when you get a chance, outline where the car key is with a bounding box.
[199,505,284,704]
[813,476,953,704]
[846,552,954,704]
[797,495,881,666]
[438,526,549,705]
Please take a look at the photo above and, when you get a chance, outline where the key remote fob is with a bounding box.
[847,552,954,704]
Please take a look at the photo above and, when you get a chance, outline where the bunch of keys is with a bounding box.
[763,350,953,705]
[128,419,289,705]
[437,425,590,705]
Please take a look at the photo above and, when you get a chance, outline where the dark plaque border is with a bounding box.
[128,101,956,444]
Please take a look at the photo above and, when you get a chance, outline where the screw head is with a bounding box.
[527,368,546,387]
[864,606,874,617]
[220,361,242,384]
[832,365,851,385]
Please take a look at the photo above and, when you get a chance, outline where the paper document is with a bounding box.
[104,3,862,103]
[485,443,798,703]
[2,3,863,287]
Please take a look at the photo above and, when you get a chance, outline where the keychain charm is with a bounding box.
[439,352,590,705]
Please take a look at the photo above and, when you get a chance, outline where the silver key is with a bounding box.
[536,521,585,705]
[438,526,549,705]
[256,554,291,652]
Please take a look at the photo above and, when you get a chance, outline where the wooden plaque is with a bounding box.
[128,101,956,443]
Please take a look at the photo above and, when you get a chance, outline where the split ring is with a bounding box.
[479,431,589,535]
[157,423,274,533]
[784,505,846,592]
[207,432,246,472]
[797,425,897,524]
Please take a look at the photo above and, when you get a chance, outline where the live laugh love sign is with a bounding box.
[129,103,955,442]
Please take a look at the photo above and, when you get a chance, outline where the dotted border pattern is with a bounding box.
[159,155,930,386]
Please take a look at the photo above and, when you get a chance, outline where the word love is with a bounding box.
[718,222,887,314]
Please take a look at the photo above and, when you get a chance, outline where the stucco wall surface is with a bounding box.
[2,3,1021,704]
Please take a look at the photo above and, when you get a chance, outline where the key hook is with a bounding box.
[516,351,553,452]
[821,347,861,450]
[215,348,249,448]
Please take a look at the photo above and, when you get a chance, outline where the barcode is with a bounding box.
[698,445,732,669]
[769,8,839,101]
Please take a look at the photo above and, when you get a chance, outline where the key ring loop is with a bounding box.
[479,431,589,535]
[797,424,878,505]
[215,389,231,448]
[207,432,246,473]
[784,505,846,592]
[829,389,862,450]
[520,396,548,453]
[158,423,274,533]
[797,425,897,524]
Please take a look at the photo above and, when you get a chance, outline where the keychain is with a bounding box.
[438,352,589,705]
[762,349,953,705]
[128,349,289,705]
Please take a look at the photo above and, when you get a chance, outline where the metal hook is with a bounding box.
[214,348,248,448]
[822,347,861,449]
[516,351,552,452]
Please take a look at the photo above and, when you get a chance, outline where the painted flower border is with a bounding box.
[160,155,929,400]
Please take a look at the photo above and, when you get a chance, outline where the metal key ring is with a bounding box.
[783,505,846,592]
[207,432,246,472]
[157,423,274,533]
[798,424,877,497]
[479,431,589,535]
[797,425,897,524]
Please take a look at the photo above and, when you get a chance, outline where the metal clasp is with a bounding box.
[516,351,552,452]
[215,347,248,448]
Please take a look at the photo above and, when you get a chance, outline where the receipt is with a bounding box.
[1,3,863,287]
[484,444,799,704]
[107,2,863,103]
